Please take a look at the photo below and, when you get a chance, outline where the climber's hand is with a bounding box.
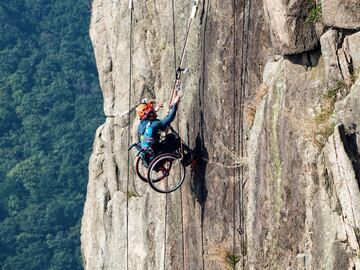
[155,102,163,112]
[173,95,181,104]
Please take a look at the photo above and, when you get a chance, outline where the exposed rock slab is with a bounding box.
[247,54,360,269]
[83,0,360,269]
[264,0,318,54]
[314,125,360,269]
[336,77,360,150]
[247,56,325,269]
[338,47,353,87]
[346,31,360,73]
[82,0,272,269]
[322,0,360,29]
[320,29,342,84]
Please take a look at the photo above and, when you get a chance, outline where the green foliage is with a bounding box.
[0,1,104,269]
[324,80,346,100]
[226,253,241,268]
[306,0,322,23]
[314,80,345,125]
[127,190,140,199]
[313,81,345,147]
[313,107,333,126]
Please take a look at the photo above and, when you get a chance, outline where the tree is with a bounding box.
[0,0,104,268]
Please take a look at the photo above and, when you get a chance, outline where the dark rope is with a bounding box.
[238,0,245,265]
[180,186,186,270]
[171,2,187,269]
[163,192,168,269]
[242,0,252,267]
[237,0,252,268]
[126,2,133,269]
[199,0,210,269]
[232,0,238,264]
[162,0,178,266]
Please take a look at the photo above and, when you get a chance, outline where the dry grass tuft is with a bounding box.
[282,82,345,148]
[246,84,269,128]
[207,245,242,270]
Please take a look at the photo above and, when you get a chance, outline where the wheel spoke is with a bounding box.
[147,153,186,193]
[135,156,149,182]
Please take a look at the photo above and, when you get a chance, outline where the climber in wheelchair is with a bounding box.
[133,96,195,169]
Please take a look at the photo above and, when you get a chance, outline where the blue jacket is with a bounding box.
[138,104,177,148]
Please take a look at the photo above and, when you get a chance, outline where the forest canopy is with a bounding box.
[0,1,103,269]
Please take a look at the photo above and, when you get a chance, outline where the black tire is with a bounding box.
[134,155,148,182]
[147,153,186,193]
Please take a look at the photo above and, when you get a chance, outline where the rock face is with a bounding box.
[320,29,342,84]
[247,55,360,269]
[336,78,360,152]
[81,0,360,269]
[346,32,360,73]
[314,124,360,270]
[322,0,360,29]
[263,0,318,54]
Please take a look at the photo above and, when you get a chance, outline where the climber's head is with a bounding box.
[147,111,157,121]
[136,101,156,120]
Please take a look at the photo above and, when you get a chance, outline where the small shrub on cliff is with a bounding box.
[226,253,241,268]
[306,0,322,23]
[127,190,140,199]
[351,67,360,83]
[245,84,269,128]
[313,81,346,147]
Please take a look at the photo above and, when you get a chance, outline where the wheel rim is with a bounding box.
[147,154,186,193]
[135,156,148,182]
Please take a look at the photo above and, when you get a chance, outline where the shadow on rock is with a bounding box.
[339,124,360,187]
[191,133,208,221]
[286,48,321,67]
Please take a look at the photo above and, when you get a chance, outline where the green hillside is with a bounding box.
[0,1,103,269]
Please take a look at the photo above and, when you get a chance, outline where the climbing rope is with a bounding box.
[161,0,199,268]
[171,1,187,269]
[163,193,168,269]
[168,0,198,107]
[126,1,133,269]
[237,0,252,268]
[169,0,198,189]
[199,1,209,268]
[232,0,238,261]
[228,0,252,268]
[161,0,180,267]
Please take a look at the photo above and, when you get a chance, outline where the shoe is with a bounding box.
[183,151,197,167]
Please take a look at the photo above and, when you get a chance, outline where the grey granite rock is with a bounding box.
[264,0,319,54]
[82,0,360,269]
[320,29,342,85]
[322,0,360,29]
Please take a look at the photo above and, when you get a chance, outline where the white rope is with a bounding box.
[190,0,198,18]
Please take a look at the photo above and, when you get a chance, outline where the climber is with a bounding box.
[136,96,180,156]
[135,95,195,166]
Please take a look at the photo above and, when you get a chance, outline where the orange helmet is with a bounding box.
[136,102,154,120]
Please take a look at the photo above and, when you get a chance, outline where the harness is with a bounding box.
[139,121,155,149]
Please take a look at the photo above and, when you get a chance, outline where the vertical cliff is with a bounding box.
[81,0,360,269]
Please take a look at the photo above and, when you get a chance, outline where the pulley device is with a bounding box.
[169,0,198,105]
[176,67,191,80]
[175,68,191,95]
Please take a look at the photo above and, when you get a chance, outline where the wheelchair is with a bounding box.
[130,126,193,193]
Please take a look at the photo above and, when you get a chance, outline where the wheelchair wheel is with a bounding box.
[134,156,148,182]
[147,153,186,193]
